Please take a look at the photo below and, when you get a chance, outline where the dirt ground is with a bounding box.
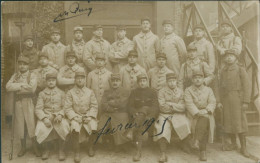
[1,116,258,163]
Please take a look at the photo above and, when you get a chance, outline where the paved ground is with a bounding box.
[1,118,259,163]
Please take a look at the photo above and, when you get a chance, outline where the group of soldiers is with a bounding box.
[5,17,251,163]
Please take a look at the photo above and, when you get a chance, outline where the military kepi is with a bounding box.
[128,50,138,57]
[166,73,177,80]
[187,44,197,51]
[162,19,173,26]
[111,73,121,80]
[46,72,57,80]
[18,56,30,64]
[75,70,86,77]
[192,70,204,78]
[137,73,147,81]
[156,52,167,59]
[39,52,49,59]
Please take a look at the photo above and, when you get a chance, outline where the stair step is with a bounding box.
[248,123,260,126]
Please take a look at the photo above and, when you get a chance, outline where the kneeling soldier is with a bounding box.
[65,70,98,163]
[6,56,41,157]
[35,72,70,160]
[98,73,131,150]
[127,73,159,162]
[184,71,216,161]
[154,73,191,162]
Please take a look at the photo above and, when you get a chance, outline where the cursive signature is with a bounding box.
[53,2,92,22]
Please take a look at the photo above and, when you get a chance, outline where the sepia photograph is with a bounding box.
[1,1,260,163]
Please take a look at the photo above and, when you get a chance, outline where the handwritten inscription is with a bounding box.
[53,2,92,22]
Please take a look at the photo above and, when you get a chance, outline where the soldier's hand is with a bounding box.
[43,118,52,128]
[198,109,208,116]
[73,116,82,123]
[83,117,92,124]
[54,115,62,123]
[217,103,223,109]
[242,103,249,111]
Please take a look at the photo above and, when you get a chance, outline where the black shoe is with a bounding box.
[17,147,26,157]
[74,152,80,163]
[88,146,95,157]
[133,150,141,162]
[199,151,207,161]
[42,150,49,160]
[159,152,167,162]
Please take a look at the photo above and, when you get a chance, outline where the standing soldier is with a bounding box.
[178,45,214,90]
[21,35,39,70]
[83,24,111,72]
[66,25,86,68]
[217,49,250,158]
[65,70,98,163]
[35,72,70,161]
[42,27,66,70]
[87,53,112,112]
[184,71,216,161]
[120,50,147,91]
[34,52,58,95]
[6,56,41,157]
[109,25,134,72]
[98,73,131,151]
[189,24,215,72]
[57,51,85,92]
[148,52,173,92]
[216,20,242,67]
[160,20,187,75]
[127,73,159,162]
[154,73,191,162]
[133,17,159,71]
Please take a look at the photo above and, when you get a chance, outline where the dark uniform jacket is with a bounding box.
[127,87,159,118]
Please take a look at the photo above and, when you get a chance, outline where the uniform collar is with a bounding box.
[193,37,206,44]
[156,66,168,73]
[223,63,238,71]
[23,47,37,54]
[44,87,58,95]
[125,64,139,72]
[17,70,29,78]
[72,39,85,46]
[165,86,178,94]
[92,36,105,42]
[74,86,87,94]
[65,64,80,72]
[50,41,63,48]
[94,67,106,74]
[139,30,153,38]
[191,84,205,91]
[163,32,176,40]
[221,32,235,39]
[117,37,128,44]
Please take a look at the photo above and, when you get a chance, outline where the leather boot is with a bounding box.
[74,141,80,163]
[59,140,66,161]
[159,152,167,162]
[32,138,41,157]
[133,141,142,162]
[88,136,95,157]
[42,142,49,160]
[17,139,26,157]
[199,151,207,161]
[239,134,250,158]
[191,139,199,150]
[230,134,238,150]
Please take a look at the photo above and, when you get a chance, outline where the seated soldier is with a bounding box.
[64,70,98,163]
[178,44,214,90]
[34,52,58,95]
[184,71,216,161]
[148,52,173,92]
[154,73,191,163]
[57,51,85,92]
[98,73,131,151]
[120,50,147,91]
[35,72,70,161]
[127,73,159,162]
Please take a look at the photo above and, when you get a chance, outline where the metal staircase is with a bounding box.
[183,2,260,136]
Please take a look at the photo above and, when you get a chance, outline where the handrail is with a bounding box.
[219,1,258,69]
